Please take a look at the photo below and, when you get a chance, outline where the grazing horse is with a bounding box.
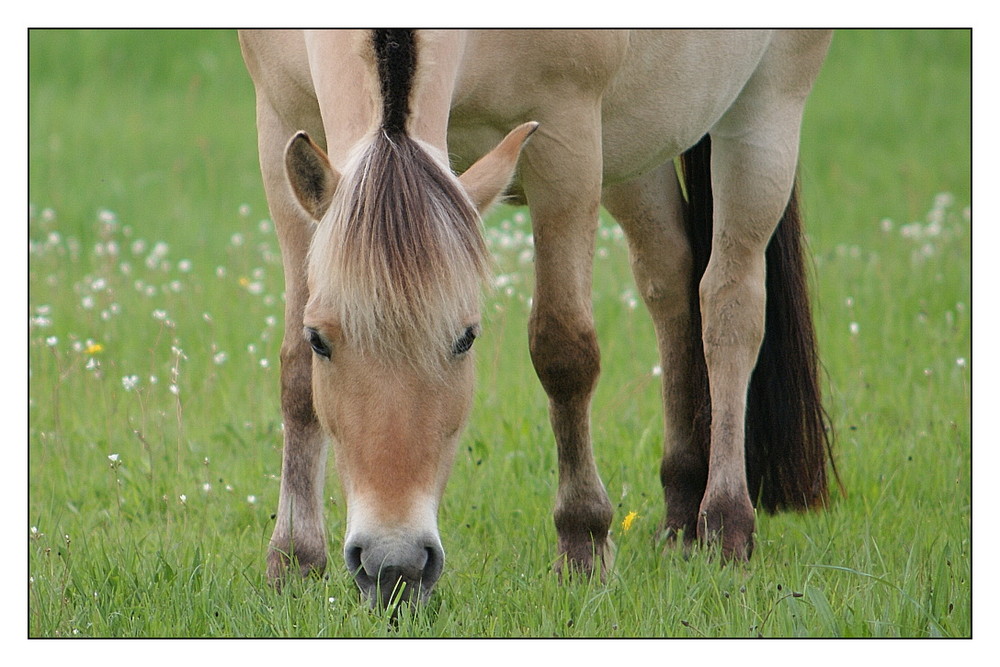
[239,29,834,607]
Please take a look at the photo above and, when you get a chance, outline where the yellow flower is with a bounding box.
[621,511,639,533]
[239,276,250,287]
[84,343,104,355]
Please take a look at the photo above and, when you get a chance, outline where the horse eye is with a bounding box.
[452,325,479,356]
[305,327,331,359]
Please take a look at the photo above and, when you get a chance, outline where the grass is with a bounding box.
[28,29,971,638]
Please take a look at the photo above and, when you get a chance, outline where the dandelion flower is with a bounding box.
[621,511,639,533]
[84,343,104,355]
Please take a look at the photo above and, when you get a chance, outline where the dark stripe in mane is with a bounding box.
[371,29,417,135]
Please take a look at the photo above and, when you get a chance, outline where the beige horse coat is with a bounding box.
[240,29,832,607]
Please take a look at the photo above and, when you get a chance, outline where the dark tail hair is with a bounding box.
[680,134,837,512]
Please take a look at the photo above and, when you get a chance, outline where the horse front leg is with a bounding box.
[255,101,330,584]
[521,120,613,580]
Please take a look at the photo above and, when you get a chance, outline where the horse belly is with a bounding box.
[599,30,773,185]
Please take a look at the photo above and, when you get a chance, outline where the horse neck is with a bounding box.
[304,29,466,168]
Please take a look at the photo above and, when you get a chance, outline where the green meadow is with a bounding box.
[28,29,970,637]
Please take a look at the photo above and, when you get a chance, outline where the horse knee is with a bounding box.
[528,312,601,403]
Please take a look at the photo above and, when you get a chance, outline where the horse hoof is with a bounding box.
[696,495,755,562]
[266,544,328,588]
[554,533,614,582]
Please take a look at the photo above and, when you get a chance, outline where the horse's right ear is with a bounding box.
[285,131,341,220]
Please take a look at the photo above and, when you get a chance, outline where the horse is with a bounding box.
[238,29,834,608]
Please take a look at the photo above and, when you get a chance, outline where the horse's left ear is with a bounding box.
[285,131,341,220]
[459,122,538,213]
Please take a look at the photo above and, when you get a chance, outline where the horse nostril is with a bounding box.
[345,544,373,589]
[423,544,443,586]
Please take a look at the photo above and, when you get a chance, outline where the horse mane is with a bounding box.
[308,127,491,374]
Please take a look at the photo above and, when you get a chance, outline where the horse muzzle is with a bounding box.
[344,531,445,608]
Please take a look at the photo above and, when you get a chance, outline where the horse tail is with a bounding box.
[679,133,837,513]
